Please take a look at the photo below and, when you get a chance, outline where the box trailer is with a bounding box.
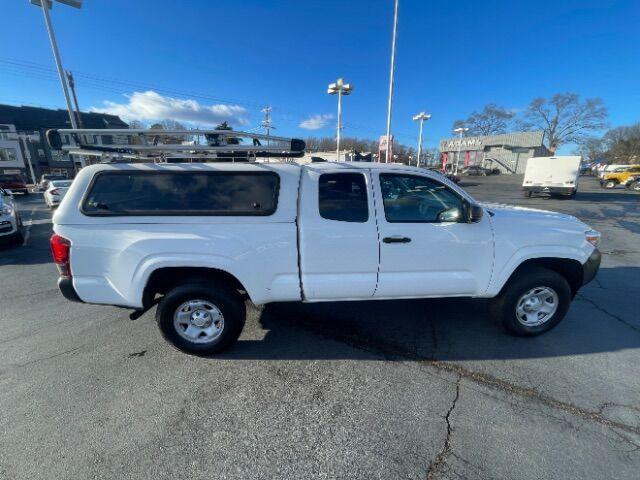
[523,156,581,198]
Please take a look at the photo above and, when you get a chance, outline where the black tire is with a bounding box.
[489,267,572,337]
[156,281,246,355]
[603,180,617,189]
[10,228,24,245]
[630,181,640,192]
[523,190,532,198]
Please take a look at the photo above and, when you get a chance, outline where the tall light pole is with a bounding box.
[453,127,469,175]
[328,78,353,162]
[384,0,400,163]
[412,112,431,168]
[31,0,83,174]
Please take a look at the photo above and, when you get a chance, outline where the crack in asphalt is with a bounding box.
[285,315,640,438]
[426,375,461,480]
[576,294,640,334]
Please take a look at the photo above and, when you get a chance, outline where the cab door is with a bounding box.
[298,167,379,300]
[372,171,494,298]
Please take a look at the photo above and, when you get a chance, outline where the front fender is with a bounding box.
[485,244,591,296]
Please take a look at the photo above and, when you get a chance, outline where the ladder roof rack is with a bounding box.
[46,128,306,163]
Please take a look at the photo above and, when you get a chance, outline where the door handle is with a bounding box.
[383,235,411,244]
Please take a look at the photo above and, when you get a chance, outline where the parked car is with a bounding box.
[38,174,67,192]
[600,165,640,189]
[0,187,23,244]
[44,180,73,209]
[51,162,601,355]
[461,165,493,176]
[597,164,631,180]
[0,173,29,195]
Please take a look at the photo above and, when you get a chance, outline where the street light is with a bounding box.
[412,112,431,168]
[384,0,400,163]
[453,127,469,175]
[30,0,83,173]
[328,78,353,162]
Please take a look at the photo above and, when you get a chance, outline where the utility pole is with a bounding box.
[412,112,431,168]
[260,106,274,145]
[65,70,84,128]
[33,0,82,175]
[18,135,37,185]
[384,0,399,163]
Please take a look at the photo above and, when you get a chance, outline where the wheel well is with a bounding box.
[143,267,248,307]
[507,258,583,296]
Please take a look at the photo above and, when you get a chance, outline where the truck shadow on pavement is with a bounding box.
[223,266,640,362]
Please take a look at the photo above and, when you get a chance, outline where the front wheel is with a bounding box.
[156,282,246,355]
[489,267,572,336]
[629,181,640,192]
[604,180,617,189]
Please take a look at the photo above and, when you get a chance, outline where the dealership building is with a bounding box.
[439,131,550,174]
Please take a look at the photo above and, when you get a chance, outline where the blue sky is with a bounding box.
[1,0,638,152]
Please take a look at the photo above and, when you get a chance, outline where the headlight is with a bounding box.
[1,205,12,215]
[585,230,601,247]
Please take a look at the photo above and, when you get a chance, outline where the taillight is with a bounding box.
[50,233,71,276]
[50,189,60,195]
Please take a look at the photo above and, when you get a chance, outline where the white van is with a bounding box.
[523,156,581,198]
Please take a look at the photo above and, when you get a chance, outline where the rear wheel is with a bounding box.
[489,267,572,336]
[629,181,640,192]
[604,180,617,189]
[523,190,532,198]
[156,281,246,355]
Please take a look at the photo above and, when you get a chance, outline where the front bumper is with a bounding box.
[582,248,601,286]
[58,276,83,303]
[0,216,17,237]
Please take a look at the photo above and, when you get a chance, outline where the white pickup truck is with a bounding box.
[51,162,601,354]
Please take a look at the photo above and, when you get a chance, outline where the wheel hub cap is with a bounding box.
[515,286,559,327]
[173,299,224,344]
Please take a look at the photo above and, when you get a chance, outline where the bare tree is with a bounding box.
[601,123,640,164]
[518,93,608,154]
[452,104,514,136]
[573,136,604,164]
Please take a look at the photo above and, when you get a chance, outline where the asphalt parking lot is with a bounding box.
[0,174,638,480]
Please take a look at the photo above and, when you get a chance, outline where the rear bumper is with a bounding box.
[523,186,575,195]
[58,276,84,303]
[582,249,601,286]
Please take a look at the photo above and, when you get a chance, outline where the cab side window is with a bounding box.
[379,174,464,223]
[318,172,369,222]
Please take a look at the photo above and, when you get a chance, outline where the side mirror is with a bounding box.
[465,202,484,223]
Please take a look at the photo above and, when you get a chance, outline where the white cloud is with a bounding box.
[299,113,334,130]
[91,91,249,126]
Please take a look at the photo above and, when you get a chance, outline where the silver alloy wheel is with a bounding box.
[515,287,559,327]
[173,299,224,344]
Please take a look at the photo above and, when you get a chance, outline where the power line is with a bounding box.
[0,57,418,142]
